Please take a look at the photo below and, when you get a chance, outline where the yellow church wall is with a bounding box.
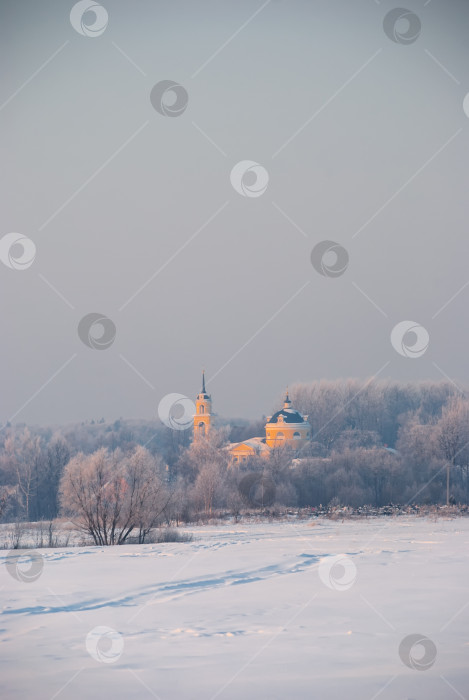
[229,442,269,460]
[265,436,307,448]
[229,445,257,463]
[265,425,309,448]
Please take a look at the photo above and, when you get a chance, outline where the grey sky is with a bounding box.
[1,0,469,425]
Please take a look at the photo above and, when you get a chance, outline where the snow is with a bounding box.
[1,517,468,699]
[234,437,270,450]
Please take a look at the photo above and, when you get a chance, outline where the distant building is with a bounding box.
[227,437,271,463]
[192,374,310,463]
[264,391,310,449]
[192,372,212,441]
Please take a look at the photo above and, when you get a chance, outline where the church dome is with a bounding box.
[267,408,306,424]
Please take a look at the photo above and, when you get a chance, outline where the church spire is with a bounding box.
[194,369,212,441]
[284,388,291,408]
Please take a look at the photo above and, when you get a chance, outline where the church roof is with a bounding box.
[198,372,210,399]
[226,437,270,452]
[266,408,307,424]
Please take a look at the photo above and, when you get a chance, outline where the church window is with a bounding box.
[199,405,205,414]
[293,431,301,439]
[276,432,285,440]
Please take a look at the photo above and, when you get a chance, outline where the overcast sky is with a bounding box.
[1,0,469,425]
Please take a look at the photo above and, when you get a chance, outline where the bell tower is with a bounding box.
[193,371,212,440]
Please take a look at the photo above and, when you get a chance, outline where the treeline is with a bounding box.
[1,379,469,529]
[0,420,172,523]
[290,378,457,449]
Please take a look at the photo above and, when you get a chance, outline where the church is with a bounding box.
[192,372,310,463]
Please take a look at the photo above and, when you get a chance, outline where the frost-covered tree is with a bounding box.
[436,397,469,504]
[59,445,168,544]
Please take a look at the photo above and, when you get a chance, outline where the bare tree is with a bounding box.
[59,445,168,545]
[166,475,191,525]
[0,486,10,520]
[125,445,170,543]
[4,429,43,521]
[194,460,226,515]
[437,397,469,505]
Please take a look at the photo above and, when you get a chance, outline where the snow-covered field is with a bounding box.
[1,517,468,700]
